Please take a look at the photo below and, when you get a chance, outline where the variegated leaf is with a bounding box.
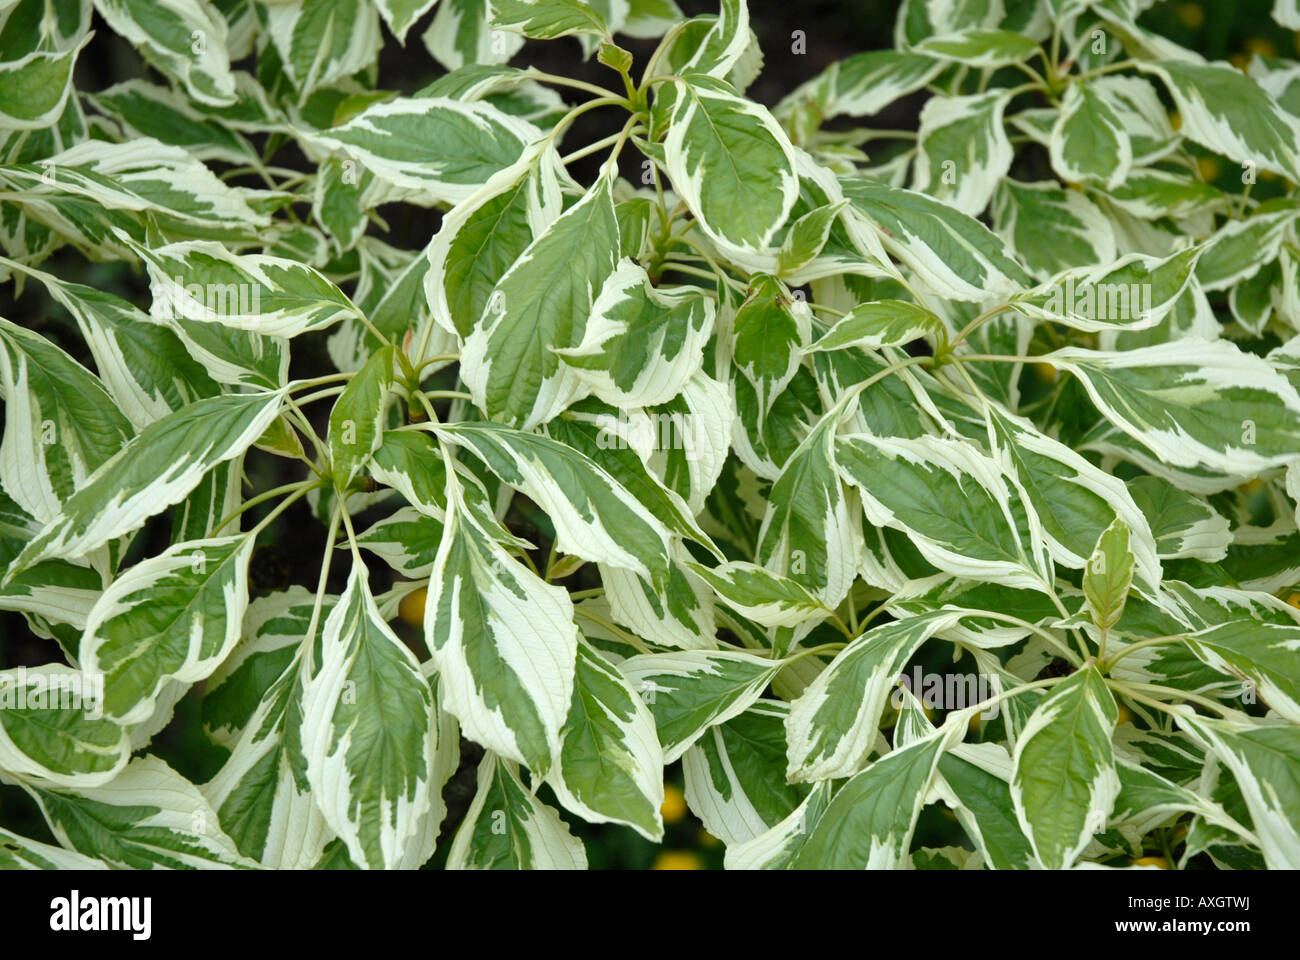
[300,563,440,870]
[1011,665,1119,869]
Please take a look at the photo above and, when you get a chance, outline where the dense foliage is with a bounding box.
[2,0,1300,870]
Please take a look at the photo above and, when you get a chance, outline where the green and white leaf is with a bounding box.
[0,665,128,787]
[80,534,253,725]
[24,755,252,868]
[434,421,678,587]
[840,176,1031,301]
[687,560,826,629]
[141,241,360,338]
[0,316,133,523]
[913,91,1013,215]
[1011,665,1119,869]
[837,433,1052,590]
[92,0,237,106]
[264,0,382,95]
[1138,59,1300,183]
[1012,246,1201,333]
[1050,82,1132,190]
[299,564,440,870]
[459,174,620,429]
[311,97,540,205]
[1040,338,1300,474]
[682,699,811,846]
[794,722,963,868]
[8,391,281,573]
[0,36,86,131]
[784,610,965,783]
[912,28,1038,67]
[447,752,587,869]
[991,178,1117,280]
[546,640,664,841]
[556,259,713,408]
[808,300,944,352]
[426,475,577,775]
[618,649,785,763]
[661,74,798,258]
[755,408,861,609]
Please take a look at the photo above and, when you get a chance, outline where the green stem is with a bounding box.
[293,385,346,407]
[300,505,344,667]
[574,608,653,655]
[787,641,848,663]
[522,68,623,101]
[952,352,1040,365]
[214,479,320,535]
[249,483,314,536]
[1076,59,1139,82]
[1106,679,1239,719]
[951,303,1014,349]
[1102,634,1189,673]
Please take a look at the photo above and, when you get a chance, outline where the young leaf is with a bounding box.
[328,344,396,492]
[1083,518,1134,635]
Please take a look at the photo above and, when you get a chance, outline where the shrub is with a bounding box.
[1,0,1300,871]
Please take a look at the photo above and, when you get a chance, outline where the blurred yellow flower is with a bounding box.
[661,783,688,824]
[1196,156,1222,182]
[1131,856,1171,869]
[1175,3,1204,28]
[399,587,427,627]
[1245,37,1277,59]
[652,850,703,870]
